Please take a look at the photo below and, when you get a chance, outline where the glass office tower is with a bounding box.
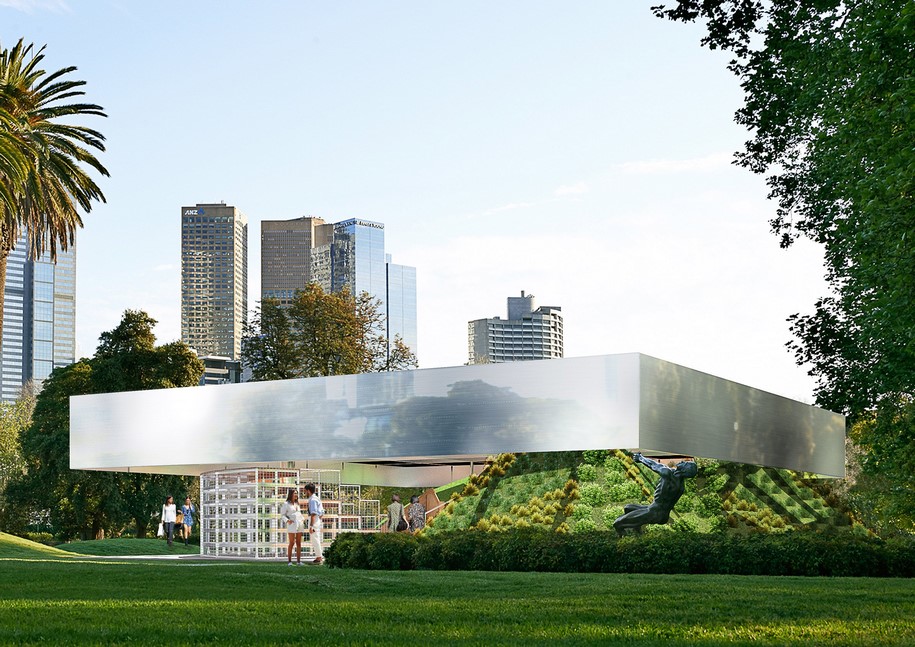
[181,203,248,359]
[310,219,417,361]
[1,232,76,402]
[385,258,417,360]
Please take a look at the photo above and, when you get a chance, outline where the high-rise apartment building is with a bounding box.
[1,232,76,401]
[181,202,248,360]
[260,216,331,304]
[468,291,563,364]
[261,216,418,361]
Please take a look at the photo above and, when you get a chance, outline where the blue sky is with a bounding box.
[2,1,828,402]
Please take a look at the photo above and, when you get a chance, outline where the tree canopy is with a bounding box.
[653,0,914,417]
[4,311,203,540]
[242,284,417,381]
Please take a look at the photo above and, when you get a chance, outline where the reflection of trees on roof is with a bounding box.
[389,380,594,456]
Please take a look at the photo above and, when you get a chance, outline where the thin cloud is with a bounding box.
[475,201,539,218]
[0,0,69,12]
[554,182,588,196]
[616,152,733,174]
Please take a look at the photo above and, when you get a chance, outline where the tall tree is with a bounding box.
[0,39,109,341]
[7,311,203,540]
[651,1,913,418]
[242,284,417,381]
[0,387,35,533]
[654,1,914,532]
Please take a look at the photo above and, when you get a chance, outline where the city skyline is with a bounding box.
[263,215,418,358]
[2,2,828,403]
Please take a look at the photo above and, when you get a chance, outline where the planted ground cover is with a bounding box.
[2,554,915,645]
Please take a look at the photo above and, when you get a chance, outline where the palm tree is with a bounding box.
[0,39,109,341]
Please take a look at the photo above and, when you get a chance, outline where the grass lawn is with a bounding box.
[2,535,915,645]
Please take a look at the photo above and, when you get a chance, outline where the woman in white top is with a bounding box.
[161,495,177,547]
[279,489,303,565]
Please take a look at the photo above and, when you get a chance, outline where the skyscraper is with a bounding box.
[468,291,563,364]
[310,218,417,360]
[1,232,76,401]
[261,216,418,360]
[181,202,248,359]
[260,216,330,305]
[385,257,417,360]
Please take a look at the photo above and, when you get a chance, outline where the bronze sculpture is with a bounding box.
[613,453,698,536]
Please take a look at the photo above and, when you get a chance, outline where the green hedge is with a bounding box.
[325,529,915,577]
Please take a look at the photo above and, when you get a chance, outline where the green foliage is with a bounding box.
[5,311,201,540]
[606,480,642,502]
[579,484,608,507]
[581,450,609,465]
[0,390,34,532]
[570,504,592,521]
[603,506,624,528]
[242,285,417,381]
[576,463,597,482]
[846,400,915,534]
[572,518,597,533]
[704,473,729,493]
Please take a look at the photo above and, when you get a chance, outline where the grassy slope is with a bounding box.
[0,558,914,645]
[56,538,200,556]
[0,531,73,559]
[0,532,201,558]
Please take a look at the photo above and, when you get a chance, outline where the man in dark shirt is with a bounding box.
[613,453,698,537]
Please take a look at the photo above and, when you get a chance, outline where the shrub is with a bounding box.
[603,507,624,527]
[580,484,608,507]
[696,493,723,517]
[606,481,642,502]
[328,528,915,577]
[671,517,700,533]
[573,518,597,533]
[605,470,625,486]
[577,463,598,482]
[582,450,609,465]
[705,473,729,492]
[571,504,593,520]
[674,493,695,514]
[604,456,625,472]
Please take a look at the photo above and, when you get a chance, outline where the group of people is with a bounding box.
[279,483,324,566]
[386,493,426,533]
[160,495,196,547]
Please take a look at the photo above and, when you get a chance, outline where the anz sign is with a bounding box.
[184,208,205,216]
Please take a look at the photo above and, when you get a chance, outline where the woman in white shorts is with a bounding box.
[279,489,304,565]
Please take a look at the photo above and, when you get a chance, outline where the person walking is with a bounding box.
[303,483,324,565]
[180,496,196,546]
[387,494,408,532]
[408,494,426,533]
[279,489,304,566]
[161,495,177,547]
